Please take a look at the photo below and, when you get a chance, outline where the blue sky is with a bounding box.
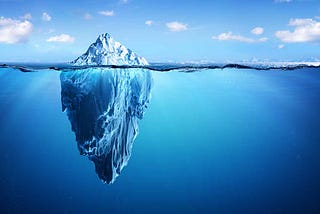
[0,0,319,63]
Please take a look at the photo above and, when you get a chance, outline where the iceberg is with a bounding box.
[60,68,152,183]
[71,33,149,66]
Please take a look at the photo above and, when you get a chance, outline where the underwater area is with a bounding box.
[0,65,320,213]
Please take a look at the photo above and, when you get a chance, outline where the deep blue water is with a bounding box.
[0,66,320,213]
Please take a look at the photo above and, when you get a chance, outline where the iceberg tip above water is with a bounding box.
[70,33,149,66]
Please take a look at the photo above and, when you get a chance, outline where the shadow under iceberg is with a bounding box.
[60,68,152,184]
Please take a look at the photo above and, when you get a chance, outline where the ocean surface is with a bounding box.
[0,64,320,214]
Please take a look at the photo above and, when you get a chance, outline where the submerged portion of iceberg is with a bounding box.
[60,68,152,183]
[71,33,149,66]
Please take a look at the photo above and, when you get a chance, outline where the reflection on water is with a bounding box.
[60,68,152,183]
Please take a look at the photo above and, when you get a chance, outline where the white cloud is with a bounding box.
[42,12,51,21]
[46,34,75,43]
[98,10,115,17]
[251,27,264,35]
[84,13,92,20]
[21,13,32,20]
[212,32,254,43]
[212,32,268,43]
[145,20,153,26]
[0,17,33,44]
[278,44,285,49]
[275,18,320,43]
[289,18,313,26]
[258,37,268,42]
[166,21,188,32]
[274,0,292,2]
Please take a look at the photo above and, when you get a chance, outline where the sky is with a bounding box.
[0,0,319,63]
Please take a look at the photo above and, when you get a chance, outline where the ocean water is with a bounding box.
[0,65,320,214]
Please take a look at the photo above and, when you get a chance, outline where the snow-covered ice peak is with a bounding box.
[71,33,149,66]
